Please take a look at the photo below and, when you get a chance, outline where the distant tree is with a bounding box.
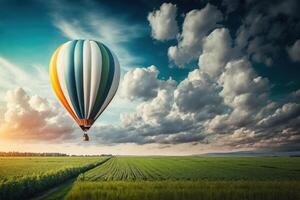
[0,151,68,157]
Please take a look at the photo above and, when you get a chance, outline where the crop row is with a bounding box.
[79,156,300,181]
[0,156,103,179]
[0,156,111,200]
[65,180,300,200]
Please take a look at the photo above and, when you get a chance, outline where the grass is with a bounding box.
[79,156,300,181]
[41,179,75,200]
[63,156,300,200]
[1,156,300,200]
[0,156,110,200]
[0,157,103,180]
[65,180,300,200]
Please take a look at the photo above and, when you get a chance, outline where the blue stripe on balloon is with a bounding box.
[74,40,84,119]
[89,42,115,120]
[102,44,115,101]
[65,40,83,119]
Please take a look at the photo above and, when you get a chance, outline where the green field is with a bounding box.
[79,156,300,181]
[0,156,110,200]
[65,180,300,200]
[0,157,104,180]
[63,156,300,200]
[0,156,300,200]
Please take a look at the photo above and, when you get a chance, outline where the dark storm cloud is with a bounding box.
[287,40,300,62]
[233,0,300,65]
[258,103,300,128]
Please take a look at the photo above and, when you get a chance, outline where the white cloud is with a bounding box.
[204,58,270,134]
[287,39,300,62]
[96,37,264,146]
[147,3,178,41]
[258,103,300,127]
[94,52,300,150]
[198,28,235,78]
[168,3,223,66]
[219,59,269,109]
[0,88,75,141]
[137,89,174,126]
[120,66,176,101]
[83,14,299,152]
[174,69,222,115]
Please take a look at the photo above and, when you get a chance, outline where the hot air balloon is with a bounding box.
[49,40,120,141]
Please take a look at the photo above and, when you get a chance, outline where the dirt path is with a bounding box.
[31,179,75,200]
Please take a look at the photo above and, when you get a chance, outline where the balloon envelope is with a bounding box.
[49,39,120,133]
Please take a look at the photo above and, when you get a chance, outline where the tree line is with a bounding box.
[0,152,68,157]
[0,152,113,157]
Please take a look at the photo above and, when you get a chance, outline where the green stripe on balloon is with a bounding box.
[65,40,83,119]
[99,44,115,109]
[89,42,110,119]
[74,40,85,119]
[92,44,116,121]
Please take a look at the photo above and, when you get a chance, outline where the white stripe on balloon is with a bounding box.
[94,51,120,120]
[56,41,79,119]
[87,40,102,119]
[83,40,91,119]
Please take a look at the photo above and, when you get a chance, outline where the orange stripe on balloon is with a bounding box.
[49,46,80,124]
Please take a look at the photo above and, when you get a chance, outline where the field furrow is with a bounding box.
[79,156,300,181]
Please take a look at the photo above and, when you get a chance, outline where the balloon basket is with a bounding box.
[82,133,89,141]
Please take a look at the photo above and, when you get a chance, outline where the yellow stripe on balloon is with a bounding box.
[49,46,80,123]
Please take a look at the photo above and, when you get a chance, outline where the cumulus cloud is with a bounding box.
[287,40,300,62]
[204,58,270,134]
[96,76,199,145]
[234,0,300,66]
[13,0,295,152]
[0,88,75,141]
[174,69,223,117]
[97,20,300,152]
[198,28,235,78]
[219,59,269,109]
[82,1,300,152]
[120,66,176,101]
[147,3,178,41]
[168,3,223,66]
[258,103,300,127]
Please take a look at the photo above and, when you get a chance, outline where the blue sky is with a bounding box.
[0,0,299,155]
[0,0,299,91]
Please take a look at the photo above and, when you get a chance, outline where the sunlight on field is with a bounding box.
[0,156,110,200]
[0,156,300,200]
[64,156,300,200]
[0,157,102,179]
[65,181,300,200]
[80,156,300,181]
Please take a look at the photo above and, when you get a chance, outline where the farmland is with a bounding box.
[65,156,300,200]
[78,156,300,181]
[65,180,300,200]
[0,156,110,200]
[1,156,300,200]
[0,157,105,180]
